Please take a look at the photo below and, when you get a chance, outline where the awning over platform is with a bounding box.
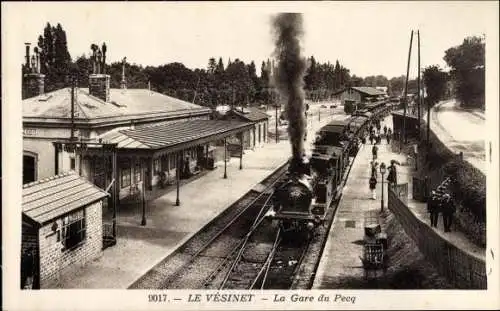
[99,119,254,153]
[22,172,109,226]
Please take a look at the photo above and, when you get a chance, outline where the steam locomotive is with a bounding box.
[269,101,391,237]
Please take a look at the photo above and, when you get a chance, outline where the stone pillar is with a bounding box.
[89,74,111,102]
[22,73,45,99]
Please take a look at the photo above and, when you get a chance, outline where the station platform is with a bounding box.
[57,115,334,289]
[312,116,485,289]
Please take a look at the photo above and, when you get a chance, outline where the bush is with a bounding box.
[443,160,486,222]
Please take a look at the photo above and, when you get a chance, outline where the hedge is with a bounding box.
[443,159,486,222]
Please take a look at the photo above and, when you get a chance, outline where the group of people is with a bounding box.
[368,158,399,200]
[427,178,456,232]
[367,122,393,146]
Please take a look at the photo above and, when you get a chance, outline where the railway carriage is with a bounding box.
[270,104,391,237]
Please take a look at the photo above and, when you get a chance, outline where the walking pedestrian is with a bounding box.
[376,122,381,134]
[442,194,455,232]
[370,160,378,178]
[369,174,377,200]
[383,125,388,136]
[372,145,378,161]
[428,191,440,227]
[387,160,398,187]
[369,132,374,145]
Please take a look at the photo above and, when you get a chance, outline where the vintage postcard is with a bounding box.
[2,1,499,310]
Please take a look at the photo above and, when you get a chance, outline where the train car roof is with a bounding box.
[312,145,344,157]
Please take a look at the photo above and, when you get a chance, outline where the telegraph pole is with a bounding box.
[401,30,414,151]
[417,30,421,139]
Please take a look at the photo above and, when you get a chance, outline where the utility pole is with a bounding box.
[70,77,76,141]
[417,30,421,139]
[275,93,279,143]
[401,30,414,152]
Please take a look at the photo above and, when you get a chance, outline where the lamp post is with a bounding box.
[380,162,387,213]
[141,164,147,226]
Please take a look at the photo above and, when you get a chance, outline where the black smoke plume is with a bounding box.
[272,13,307,163]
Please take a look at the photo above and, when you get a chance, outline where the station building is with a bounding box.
[340,86,386,106]
[222,107,269,150]
[21,44,256,253]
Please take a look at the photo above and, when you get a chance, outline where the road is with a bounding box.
[431,99,486,174]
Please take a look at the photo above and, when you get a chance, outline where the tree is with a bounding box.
[443,36,485,109]
[423,65,447,107]
[207,57,217,74]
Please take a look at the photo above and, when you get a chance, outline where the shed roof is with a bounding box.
[23,87,211,125]
[99,119,253,151]
[351,86,386,96]
[227,107,269,122]
[22,171,109,226]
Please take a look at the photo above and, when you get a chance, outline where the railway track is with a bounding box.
[130,141,359,290]
[129,162,289,289]
[207,155,358,290]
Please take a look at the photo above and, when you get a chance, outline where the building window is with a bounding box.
[135,162,141,182]
[121,161,131,188]
[70,157,76,170]
[60,209,86,250]
[169,154,176,170]
[153,158,160,174]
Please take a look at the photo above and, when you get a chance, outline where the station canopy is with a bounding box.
[98,119,254,153]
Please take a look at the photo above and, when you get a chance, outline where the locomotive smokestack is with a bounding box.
[272,13,307,169]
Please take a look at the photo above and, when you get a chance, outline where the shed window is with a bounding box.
[61,209,86,250]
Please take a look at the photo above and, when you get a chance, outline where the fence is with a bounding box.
[388,185,486,289]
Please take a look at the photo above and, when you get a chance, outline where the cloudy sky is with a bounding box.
[3,1,498,79]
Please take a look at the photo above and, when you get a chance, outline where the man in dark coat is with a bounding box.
[428,191,440,228]
[369,173,377,200]
[442,193,455,232]
[372,145,378,161]
[387,161,398,186]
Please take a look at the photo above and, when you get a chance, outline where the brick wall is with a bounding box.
[89,74,110,102]
[388,188,486,289]
[22,73,45,99]
[38,201,103,288]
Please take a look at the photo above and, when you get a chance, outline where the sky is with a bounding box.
[2,1,498,79]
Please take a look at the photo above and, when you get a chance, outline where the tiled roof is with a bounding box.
[23,88,210,122]
[99,119,253,150]
[22,171,109,225]
[228,107,269,122]
[351,86,386,96]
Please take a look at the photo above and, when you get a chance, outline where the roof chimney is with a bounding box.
[88,43,110,102]
[120,57,127,89]
[24,43,31,69]
[22,43,45,99]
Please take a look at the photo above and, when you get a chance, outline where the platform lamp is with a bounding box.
[380,162,387,213]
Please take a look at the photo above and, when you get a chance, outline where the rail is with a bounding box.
[156,164,289,288]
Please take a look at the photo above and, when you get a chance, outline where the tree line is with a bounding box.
[25,22,447,107]
[423,35,485,110]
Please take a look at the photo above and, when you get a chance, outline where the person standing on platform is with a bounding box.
[370,160,378,178]
[428,191,440,227]
[372,144,378,161]
[369,174,377,200]
[387,160,398,187]
[442,193,455,232]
